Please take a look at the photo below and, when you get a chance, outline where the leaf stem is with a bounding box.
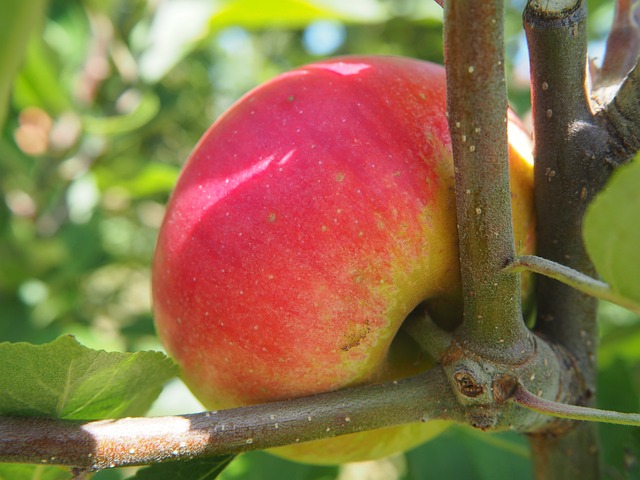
[0,369,462,471]
[513,384,640,427]
[507,255,640,315]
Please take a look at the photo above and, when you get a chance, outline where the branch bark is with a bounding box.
[0,369,462,470]
[524,1,612,477]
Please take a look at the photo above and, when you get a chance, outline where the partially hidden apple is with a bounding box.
[152,55,535,464]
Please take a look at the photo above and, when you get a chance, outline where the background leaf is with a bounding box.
[208,0,384,31]
[129,456,235,480]
[402,427,531,480]
[0,464,72,480]
[584,158,640,304]
[0,0,49,129]
[215,427,530,480]
[0,335,178,419]
[219,451,338,480]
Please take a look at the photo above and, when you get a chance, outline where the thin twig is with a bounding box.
[513,384,640,426]
[507,255,640,315]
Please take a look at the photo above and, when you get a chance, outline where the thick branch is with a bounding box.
[444,0,533,363]
[524,1,608,477]
[0,369,462,471]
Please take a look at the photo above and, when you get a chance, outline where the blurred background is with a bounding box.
[1,0,638,479]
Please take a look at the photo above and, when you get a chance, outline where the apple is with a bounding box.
[152,55,535,464]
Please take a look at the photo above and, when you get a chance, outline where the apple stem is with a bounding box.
[402,307,453,359]
[444,0,533,362]
[507,255,640,315]
[513,383,640,427]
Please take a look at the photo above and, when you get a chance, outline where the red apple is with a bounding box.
[152,55,534,464]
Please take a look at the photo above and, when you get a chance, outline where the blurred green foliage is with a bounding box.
[0,0,638,479]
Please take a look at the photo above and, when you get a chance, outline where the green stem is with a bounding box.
[514,384,640,427]
[402,306,452,359]
[508,255,640,315]
[444,0,533,363]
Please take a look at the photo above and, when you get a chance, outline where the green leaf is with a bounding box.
[583,158,640,306]
[209,0,384,31]
[597,358,640,478]
[95,161,180,198]
[129,456,235,480]
[12,31,72,116]
[403,426,531,480]
[0,0,48,129]
[0,464,72,480]
[219,451,338,480]
[0,335,178,420]
[82,92,160,136]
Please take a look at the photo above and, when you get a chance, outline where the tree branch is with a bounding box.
[596,0,640,86]
[0,369,462,471]
[524,0,610,477]
[443,0,533,363]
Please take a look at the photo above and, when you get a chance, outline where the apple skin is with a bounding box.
[152,56,534,464]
